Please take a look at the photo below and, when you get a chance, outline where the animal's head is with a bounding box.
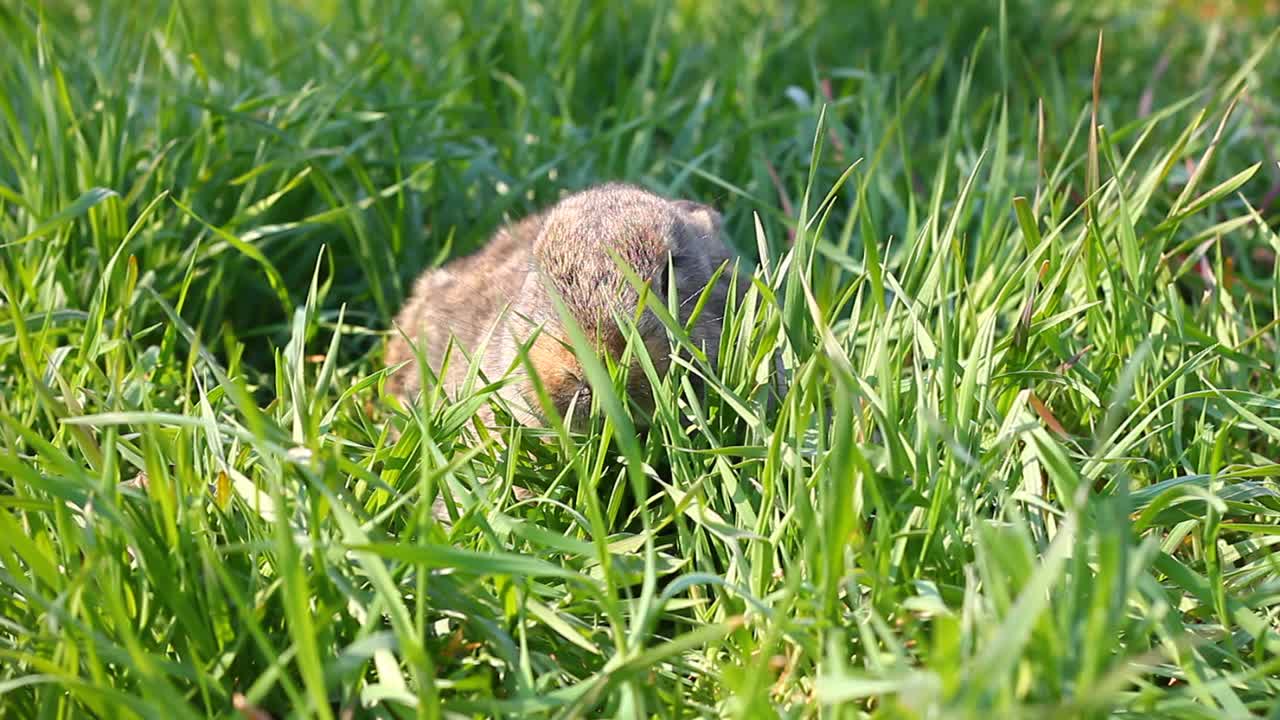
[504,183,727,426]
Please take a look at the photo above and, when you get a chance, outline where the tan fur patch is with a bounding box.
[526,333,581,404]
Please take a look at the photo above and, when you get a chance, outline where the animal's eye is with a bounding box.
[671,249,688,269]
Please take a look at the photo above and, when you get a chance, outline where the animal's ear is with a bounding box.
[672,199,722,239]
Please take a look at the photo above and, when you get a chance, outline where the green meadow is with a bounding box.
[2,0,1280,717]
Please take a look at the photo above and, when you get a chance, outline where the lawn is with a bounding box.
[3,0,1280,717]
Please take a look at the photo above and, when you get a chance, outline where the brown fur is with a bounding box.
[385,182,741,429]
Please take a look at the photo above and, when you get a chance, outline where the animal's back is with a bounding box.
[385,213,543,401]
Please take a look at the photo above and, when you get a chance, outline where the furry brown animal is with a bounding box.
[384,182,740,429]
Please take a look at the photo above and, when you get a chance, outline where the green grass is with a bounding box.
[3,0,1280,717]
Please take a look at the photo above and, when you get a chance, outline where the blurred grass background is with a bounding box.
[2,0,1280,717]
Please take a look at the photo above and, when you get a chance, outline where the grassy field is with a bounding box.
[3,0,1280,717]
